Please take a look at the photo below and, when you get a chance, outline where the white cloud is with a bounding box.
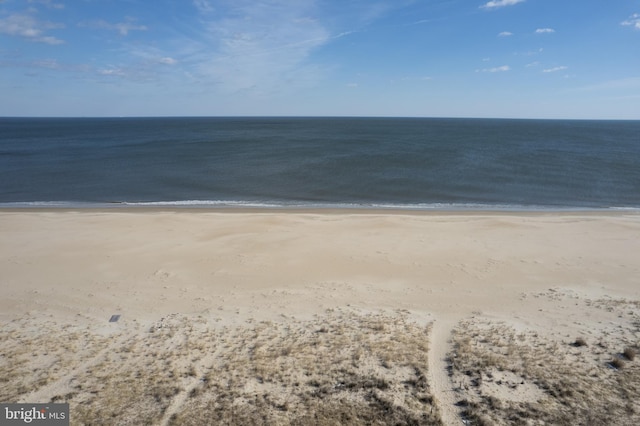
[516,47,543,56]
[115,20,147,36]
[88,46,181,82]
[347,82,358,88]
[33,59,61,69]
[196,0,331,93]
[193,0,214,14]
[535,28,555,34]
[621,13,640,30]
[0,13,64,44]
[28,0,64,9]
[481,0,525,9]
[79,17,147,36]
[526,61,539,67]
[158,57,177,65]
[38,35,64,45]
[35,59,90,74]
[543,66,568,73]
[94,65,154,82]
[98,68,126,77]
[357,2,400,24]
[498,31,513,37]
[477,65,511,72]
[407,19,433,26]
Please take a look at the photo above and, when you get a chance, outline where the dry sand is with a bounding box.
[1,210,639,425]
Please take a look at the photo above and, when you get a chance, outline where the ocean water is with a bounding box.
[1,117,639,210]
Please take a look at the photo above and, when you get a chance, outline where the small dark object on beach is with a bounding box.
[572,337,587,347]
[609,358,625,370]
[623,347,636,361]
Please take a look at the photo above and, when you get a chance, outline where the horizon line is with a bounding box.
[2,115,639,121]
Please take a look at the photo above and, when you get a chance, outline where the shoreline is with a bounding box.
[2,205,640,216]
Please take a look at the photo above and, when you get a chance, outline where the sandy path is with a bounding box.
[428,318,463,425]
[159,349,220,426]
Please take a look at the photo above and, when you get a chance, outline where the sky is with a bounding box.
[1,0,639,118]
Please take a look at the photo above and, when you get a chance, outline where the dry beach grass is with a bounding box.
[448,292,640,425]
[2,309,440,425]
[4,294,640,425]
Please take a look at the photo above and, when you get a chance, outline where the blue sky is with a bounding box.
[1,0,639,118]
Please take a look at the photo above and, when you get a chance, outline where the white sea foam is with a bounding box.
[3,200,633,213]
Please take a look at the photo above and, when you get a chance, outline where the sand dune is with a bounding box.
[1,210,639,424]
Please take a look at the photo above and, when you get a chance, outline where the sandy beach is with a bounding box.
[2,210,640,425]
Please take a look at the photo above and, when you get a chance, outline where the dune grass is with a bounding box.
[1,309,441,425]
[448,308,640,425]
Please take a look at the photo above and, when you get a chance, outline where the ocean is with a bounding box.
[1,117,639,210]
